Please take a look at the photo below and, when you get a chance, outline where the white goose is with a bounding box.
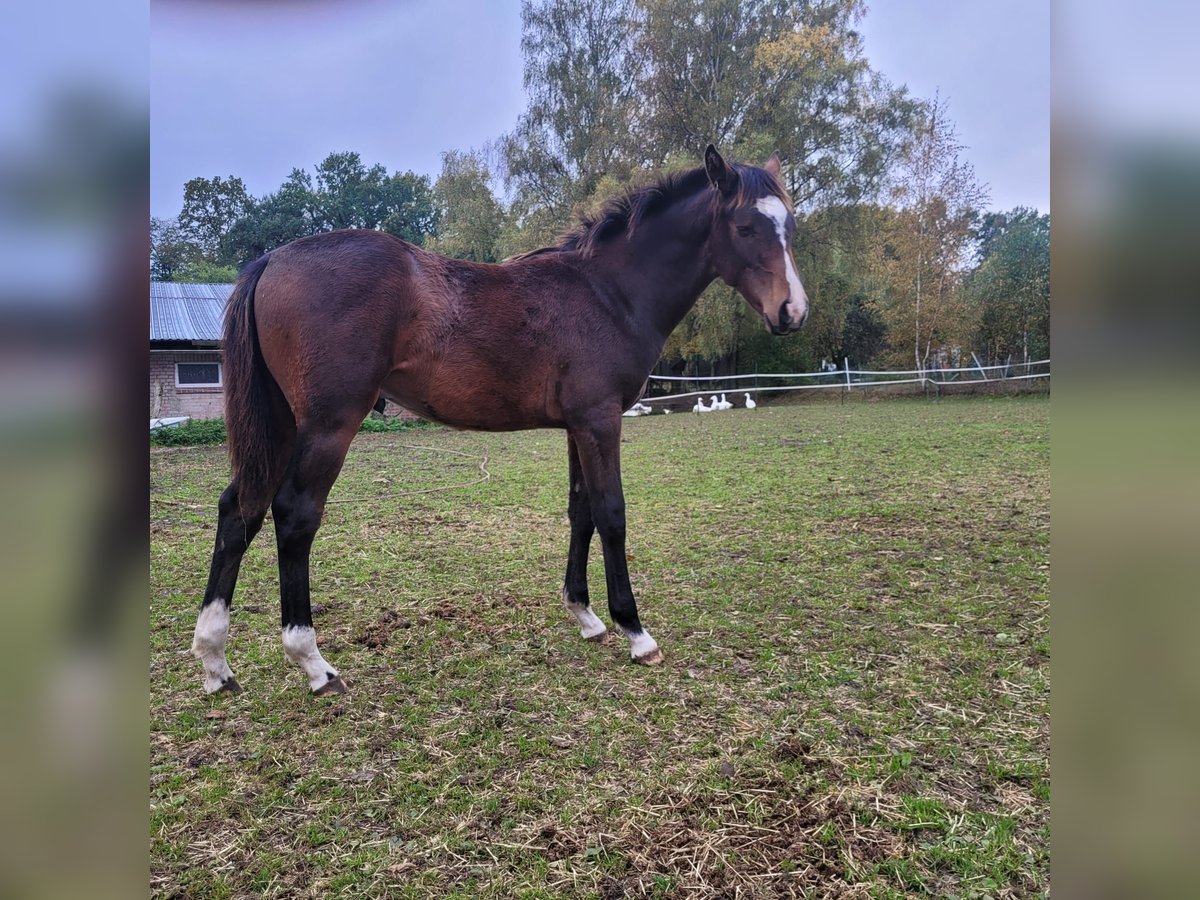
[622,401,653,417]
[717,393,733,410]
[693,396,712,414]
[744,393,757,409]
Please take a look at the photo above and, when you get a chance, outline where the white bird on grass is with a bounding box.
[744,394,757,409]
[623,401,654,417]
[693,396,712,413]
[717,393,733,410]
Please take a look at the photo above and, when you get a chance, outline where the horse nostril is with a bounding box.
[778,301,792,329]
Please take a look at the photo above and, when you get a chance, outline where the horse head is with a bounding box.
[704,145,809,335]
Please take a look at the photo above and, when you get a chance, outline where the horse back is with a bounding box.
[250,230,648,431]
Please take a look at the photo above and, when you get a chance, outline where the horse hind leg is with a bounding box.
[562,435,608,644]
[271,422,361,696]
[192,483,268,693]
[192,402,294,695]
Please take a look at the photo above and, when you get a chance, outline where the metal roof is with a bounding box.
[150,282,233,342]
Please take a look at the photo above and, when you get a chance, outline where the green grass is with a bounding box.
[151,394,1049,897]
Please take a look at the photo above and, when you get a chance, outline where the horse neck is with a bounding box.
[592,192,718,340]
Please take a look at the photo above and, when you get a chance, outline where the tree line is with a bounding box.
[151,0,1048,371]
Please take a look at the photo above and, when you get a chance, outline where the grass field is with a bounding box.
[150,395,1049,898]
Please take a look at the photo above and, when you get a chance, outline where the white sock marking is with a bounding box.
[622,628,659,661]
[562,589,608,639]
[282,625,339,691]
[191,601,234,694]
[754,195,808,324]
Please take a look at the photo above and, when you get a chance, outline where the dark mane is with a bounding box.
[557,167,711,256]
[508,161,791,261]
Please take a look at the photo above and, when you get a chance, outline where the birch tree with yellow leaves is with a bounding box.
[872,93,988,371]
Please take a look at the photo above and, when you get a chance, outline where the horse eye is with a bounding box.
[736,225,754,237]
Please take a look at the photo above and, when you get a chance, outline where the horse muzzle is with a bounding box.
[768,298,808,335]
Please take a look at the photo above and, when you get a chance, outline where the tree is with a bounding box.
[150,215,237,282]
[224,168,318,266]
[177,259,239,284]
[501,0,643,230]
[968,208,1050,364]
[216,155,438,267]
[638,0,777,155]
[839,295,887,365]
[307,152,437,241]
[150,216,202,282]
[757,7,916,208]
[872,93,988,370]
[782,200,892,367]
[429,151,505,262]
[178,176,253,263]
[378,171,439,245]
[638,0,914,206]
[312,151,389,230]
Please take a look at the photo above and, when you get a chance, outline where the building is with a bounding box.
[150,281,232,419]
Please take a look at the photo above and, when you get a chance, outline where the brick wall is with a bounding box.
[150,350,225,419]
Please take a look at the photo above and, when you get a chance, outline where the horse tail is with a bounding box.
[223,253,281,516]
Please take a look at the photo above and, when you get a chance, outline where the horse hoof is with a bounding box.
[633,647,665,666]
[314,676,347,697]
[216,676,242,695]
[585,630,611,645]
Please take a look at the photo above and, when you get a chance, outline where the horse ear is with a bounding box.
[764,152,782,177]
[704,144,737,197]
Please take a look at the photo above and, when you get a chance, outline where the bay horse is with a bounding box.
[191,145,809,696]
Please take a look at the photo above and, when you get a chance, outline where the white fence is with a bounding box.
[643,358,1050,404]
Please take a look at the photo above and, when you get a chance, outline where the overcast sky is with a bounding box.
[151,0,1048,220]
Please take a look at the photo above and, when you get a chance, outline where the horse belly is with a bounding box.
[381,366,561,432]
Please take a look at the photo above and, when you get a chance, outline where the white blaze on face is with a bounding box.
[282,625,340,692]
[192,601,235,694]
[753,195,808,325]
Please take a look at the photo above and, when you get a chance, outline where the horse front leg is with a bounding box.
[569,418,664,666]
[562,434,608,643]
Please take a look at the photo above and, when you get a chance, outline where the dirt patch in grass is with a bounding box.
[354,609,415,649]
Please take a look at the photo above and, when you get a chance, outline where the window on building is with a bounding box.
[176,362,222,387]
